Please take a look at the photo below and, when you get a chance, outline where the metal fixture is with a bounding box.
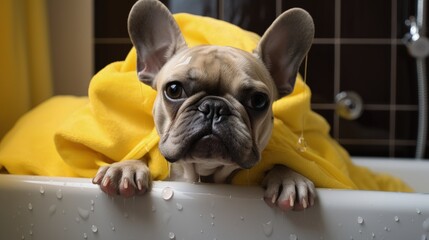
[403,0,428,159]
[335,91,363,120]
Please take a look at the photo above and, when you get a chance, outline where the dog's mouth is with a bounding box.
[189,134,229,159]
[161,128,259,169]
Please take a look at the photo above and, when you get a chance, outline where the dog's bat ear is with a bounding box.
[128,0,187,88]
[256,8,314,98]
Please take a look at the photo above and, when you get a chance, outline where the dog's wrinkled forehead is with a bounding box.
[159,45,276,97]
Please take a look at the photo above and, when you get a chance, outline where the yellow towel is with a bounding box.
[0,13,412,192]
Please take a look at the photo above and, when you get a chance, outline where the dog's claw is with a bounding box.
[290,195,295,208]
[271,194,277,204]
[302,198,308,209]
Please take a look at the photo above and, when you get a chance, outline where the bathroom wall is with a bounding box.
[47,0,93,96]
[94,0,428,158]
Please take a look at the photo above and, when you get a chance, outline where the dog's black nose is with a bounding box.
[198,98,231,122]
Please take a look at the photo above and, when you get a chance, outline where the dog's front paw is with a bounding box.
[262,165,316,211]
[92,160,151,198]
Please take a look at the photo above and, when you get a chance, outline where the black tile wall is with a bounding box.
[314,109,335,136]
[340,44,391,104]
[342,144,390,157]
[281,0,335,38]
[94,0,136,38]
[94,0,429,159]
[222,0,277,36]
[94,44,133,72]
[165,0,218,18]
[339,110,390,139]
[341,0,392,38]
[396,110,418,140]
[304,44,335,104]
[396,45,418,105]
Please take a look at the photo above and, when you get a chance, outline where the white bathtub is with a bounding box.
[0,157,428,240]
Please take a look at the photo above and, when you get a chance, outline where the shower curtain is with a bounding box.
[0,0,53,138]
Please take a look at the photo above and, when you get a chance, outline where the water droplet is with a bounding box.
[56,189,63,200]
[91,225,98,233]
[297,136,308,152]
[240,216,245,221]
[417,208,422,215]
[27,203,33,211]
[83,233,88,239]
[21,234,25,240]
[111,223,115,231]
[199,214,203,218]
[176,203,183,211]
[78,207,90,220]
[90,206,94,212]
[168,232,176,240]
[39,186,45,195]
[371,233,375,238]
[200,229,204,233]
[422,217,429,231]
[422,234,427,240]
[29,230,33,236]
[162,187,174,200]
[357,216,364,225]
[262,221,273,237]
[289,233,298,240]
[210,213,215,219]
[211,222,215,226]
[394,216,400,222]
[384,227,390,232]
[90,200,95,205]
[49,205,57,215]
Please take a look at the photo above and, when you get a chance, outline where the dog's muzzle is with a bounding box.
[197,98,231,124]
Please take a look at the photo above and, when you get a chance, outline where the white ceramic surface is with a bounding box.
[0,158,428,240]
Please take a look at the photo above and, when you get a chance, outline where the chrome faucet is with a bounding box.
[403,16,429,58]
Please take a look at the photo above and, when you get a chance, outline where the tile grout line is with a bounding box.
[217,0,224,20]
[339,138,416,146]
[313,38,404,45]
[389,0,398,157]
[312,103,419,111]
[333,0,341,140]
[93,37,408,45]
[275,0,282,17]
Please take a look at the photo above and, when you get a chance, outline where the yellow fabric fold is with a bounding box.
[0,96,86,176]
[0,13,412,192]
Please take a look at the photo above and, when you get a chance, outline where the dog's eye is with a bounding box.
[165,82,185,100]
[249,93,269,111]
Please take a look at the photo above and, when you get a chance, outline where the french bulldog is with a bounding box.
[93,0,316,211]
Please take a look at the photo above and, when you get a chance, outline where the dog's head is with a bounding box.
[128,0,314,170]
